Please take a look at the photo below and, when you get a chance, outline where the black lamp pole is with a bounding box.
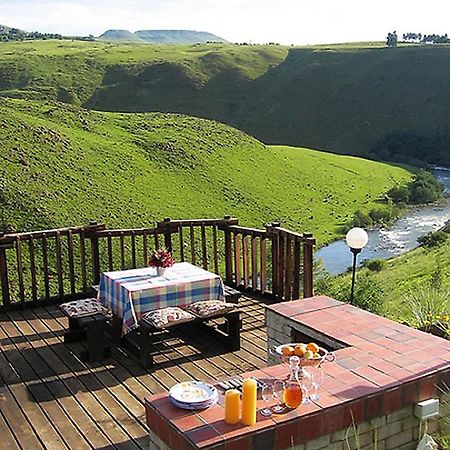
[349,247,361,305]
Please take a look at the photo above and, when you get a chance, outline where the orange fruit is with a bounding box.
[294,344,307,357]
[282,345,295,356]
[306,342,320,353]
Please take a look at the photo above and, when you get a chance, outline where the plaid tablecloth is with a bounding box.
[98,262,225,335]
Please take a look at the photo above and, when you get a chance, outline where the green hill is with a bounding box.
[0,98,410,243]
[134,30,226,44]
[99,30,145,42]
[0,40,449,164]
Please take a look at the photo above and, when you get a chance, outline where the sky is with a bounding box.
[1,0,449,45]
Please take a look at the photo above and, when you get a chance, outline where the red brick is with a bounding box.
[296,413,323,443]
[226,435,252,450]
[382,388,402,414]
[419,374,438,400]
[146,405,162,433]
[186,425,224,448]
[402,381,419,406]
[169,427,185,450]
[159,417,171,447]
[172,414,205,433]
[275,420,301,449]
[320,405,344,435]
[364,394,381,421]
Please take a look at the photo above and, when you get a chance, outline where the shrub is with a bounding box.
[418,230,448,248]
[363,258,386,272]
[403,285,450,332]
[387,185,409,203]
[316,273,384,315]
[352,210,373,228]
[408,170,444,204]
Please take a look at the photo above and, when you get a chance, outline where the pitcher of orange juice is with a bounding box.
[283,356,304,408]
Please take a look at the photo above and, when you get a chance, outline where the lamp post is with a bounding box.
[345,227,369,305]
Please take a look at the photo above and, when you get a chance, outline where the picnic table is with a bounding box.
[98,262,225,335]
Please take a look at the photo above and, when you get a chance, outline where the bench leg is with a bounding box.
[139,322,155,369]
[64,317,87,343]
[226,312,241,351]
[80,316,110,362]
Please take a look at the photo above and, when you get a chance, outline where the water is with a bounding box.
[316,168,450,275]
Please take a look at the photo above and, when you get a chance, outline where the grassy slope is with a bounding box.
[1,40,450,163]
[338,238,450,322]
[0,98,410,244]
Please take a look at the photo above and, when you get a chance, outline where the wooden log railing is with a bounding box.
[0,217,315,311]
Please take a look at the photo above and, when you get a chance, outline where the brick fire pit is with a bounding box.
[145,296,450,450]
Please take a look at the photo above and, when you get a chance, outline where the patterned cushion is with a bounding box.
[185,300,237,319]
[60,298,109,318]
[141,307,196,329]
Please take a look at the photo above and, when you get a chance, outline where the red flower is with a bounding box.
[148,249,175,268]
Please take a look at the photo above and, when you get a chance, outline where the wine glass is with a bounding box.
[260,384,272,416]
[309,366,324,401]
[300,369,313,405]
[272,380,285,413]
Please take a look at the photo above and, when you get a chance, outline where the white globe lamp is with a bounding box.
[345,227,369,304]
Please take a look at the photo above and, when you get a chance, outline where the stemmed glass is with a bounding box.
[260,384,273,416]
[272,380,285,413]
[308,366,324,401]
[300,369,313,405]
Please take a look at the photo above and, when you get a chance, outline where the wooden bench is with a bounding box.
[60,299,111,363]
[224,285,242,304]
[139,308,241,369]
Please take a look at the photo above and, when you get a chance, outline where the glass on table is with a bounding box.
[308,366,325,401]
[260,384,273,416]
[272,379,285,413]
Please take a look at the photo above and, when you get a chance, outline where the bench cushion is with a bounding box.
[141,307,196,329]
[185,300,237,319]
[60,298,109,319]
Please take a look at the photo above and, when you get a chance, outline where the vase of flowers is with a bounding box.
[148,248,175,276]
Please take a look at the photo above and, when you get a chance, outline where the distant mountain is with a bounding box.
[98,29,144,42]
[99,29,226,44]
[0,24,24,34]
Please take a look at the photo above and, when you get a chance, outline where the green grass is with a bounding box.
[361,238,450,321]
[1,40,450,164]
[0,98,410,245]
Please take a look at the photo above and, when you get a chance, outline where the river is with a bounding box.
[315,167,450,275]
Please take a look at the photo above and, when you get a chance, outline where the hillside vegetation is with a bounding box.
[0,40,449,164]
[0,98,410,243]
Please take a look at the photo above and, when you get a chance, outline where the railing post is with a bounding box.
[303,233,315,298]
[0,233,14,309]
[84,221,105,286]
[223,216,234,286]
[162,217,173,252]
[266,222,281,300]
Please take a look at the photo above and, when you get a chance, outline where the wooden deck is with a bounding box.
[0,295,268,450]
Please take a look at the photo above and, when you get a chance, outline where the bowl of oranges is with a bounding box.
[271,342,334,366]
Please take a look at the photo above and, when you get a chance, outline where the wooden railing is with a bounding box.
[0,217,315,311]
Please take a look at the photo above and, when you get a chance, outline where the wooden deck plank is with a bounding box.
[0,294,272,450]
[19,308,141,450]
[0,321,92,449]
[32,307,149,448]
[0,407,21,450]
[8,310,113,450]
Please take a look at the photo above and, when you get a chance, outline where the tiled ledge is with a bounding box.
[145,296,450,450]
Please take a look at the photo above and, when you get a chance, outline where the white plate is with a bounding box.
[169,381,217,404]
[169,392,218,410]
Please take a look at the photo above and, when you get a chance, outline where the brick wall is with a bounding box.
[146,297,450,450]
[148,399,448,450]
